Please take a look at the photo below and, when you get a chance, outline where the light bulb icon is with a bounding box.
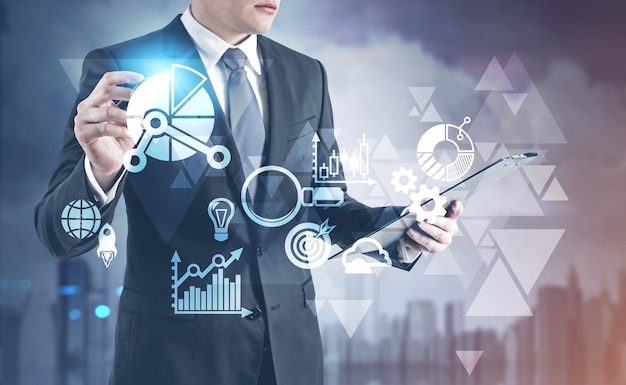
[208,198,235,242]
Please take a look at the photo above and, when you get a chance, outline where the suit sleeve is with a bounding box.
[34,48,127,258]
[312,60,420,271]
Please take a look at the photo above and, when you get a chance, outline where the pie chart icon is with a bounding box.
[124,64,230,172]
[416,116,475,182]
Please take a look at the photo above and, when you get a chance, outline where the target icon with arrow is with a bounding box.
[284,219,335,269]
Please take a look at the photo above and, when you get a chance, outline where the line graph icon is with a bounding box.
[171,248,252,317]
[124,64,231,173]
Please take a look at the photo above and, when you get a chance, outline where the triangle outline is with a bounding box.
[474,142,498,162]
[456,350,484,375]
[170,170,193,189]
[491,229,565,293]
[475,57,514,91]
[409,86,436,110]
[502,93,528,115]
[461,219,491,245]
[466,259,533,316]
[424,249,463,275]
[478,248,498,265]
[523,165,555,195]
[371,134,401,160]
[328,300,372,338]
[420,104,442,123]
[542,178,569,201]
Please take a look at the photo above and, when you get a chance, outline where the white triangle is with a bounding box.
[409,86,436,110]
[466,259,533,316]
[478,249,498,265]
[420,104,443,123]
[470,86,567,144]
[523,165,555,195]
[310,266,339,298]
[306,299,325,316]
[461,169,544,217]
[59,59,84,92]
[474,142,498,162]
[491,144,511,160]
[461,219,491,245]
[502,93,528,115]
[479,234,495,247]
[543,178,569,201]
[328,300,372,338]
[503,53,533,91]
[456,350,484,375]
[475,57,514,91]
[368,183,387,199]
[424,249,463,275]
[409,106,421,116]
[247,156,263,168]
[371,134,401,160]
[491,229,565,293]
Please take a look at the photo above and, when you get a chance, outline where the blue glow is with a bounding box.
[94,305,111,319]
[19,280,32,290]
[58,285,81,295]
[0,279,9,290]
[116,286,124,296]
[68,309,81,320]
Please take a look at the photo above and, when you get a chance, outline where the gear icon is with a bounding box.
[408,184,448,223]
[390,167,418,194]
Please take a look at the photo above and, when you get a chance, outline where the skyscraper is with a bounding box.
[536,286,569,385]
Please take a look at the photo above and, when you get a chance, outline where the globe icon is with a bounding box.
[60,199,102,239]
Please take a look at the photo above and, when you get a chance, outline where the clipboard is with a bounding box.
[329,152,538,259]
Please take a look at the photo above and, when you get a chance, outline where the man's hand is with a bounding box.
[403,200,463,253]
[74,71,144,191]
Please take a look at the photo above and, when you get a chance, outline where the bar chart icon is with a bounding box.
[171,249,253,317]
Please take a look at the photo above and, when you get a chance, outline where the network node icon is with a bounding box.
[60,199,102,239]
[416,117,475,182]
[123,64,230,173]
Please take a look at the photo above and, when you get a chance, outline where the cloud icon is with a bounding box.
[342,237,391,275]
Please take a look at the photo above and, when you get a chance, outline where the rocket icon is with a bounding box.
[97,223,117,268]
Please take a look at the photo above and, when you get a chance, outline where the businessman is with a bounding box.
[35,0,462,384]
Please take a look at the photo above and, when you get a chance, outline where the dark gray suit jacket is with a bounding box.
[35,16,412,385]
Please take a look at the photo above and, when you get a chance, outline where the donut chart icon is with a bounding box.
[124,64,230,173]
[416,116,474,182]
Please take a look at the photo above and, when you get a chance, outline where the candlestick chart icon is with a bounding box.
[171,248,252,317]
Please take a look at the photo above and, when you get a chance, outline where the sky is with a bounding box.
[1,0,626,380]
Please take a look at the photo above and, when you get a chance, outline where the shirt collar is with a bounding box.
[181,7,262,76]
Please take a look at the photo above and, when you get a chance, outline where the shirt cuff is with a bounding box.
[84,156,124,207]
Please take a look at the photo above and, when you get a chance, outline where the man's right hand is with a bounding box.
[74,71,144,191]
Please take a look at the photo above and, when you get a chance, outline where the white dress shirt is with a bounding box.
[86,6,268,206]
